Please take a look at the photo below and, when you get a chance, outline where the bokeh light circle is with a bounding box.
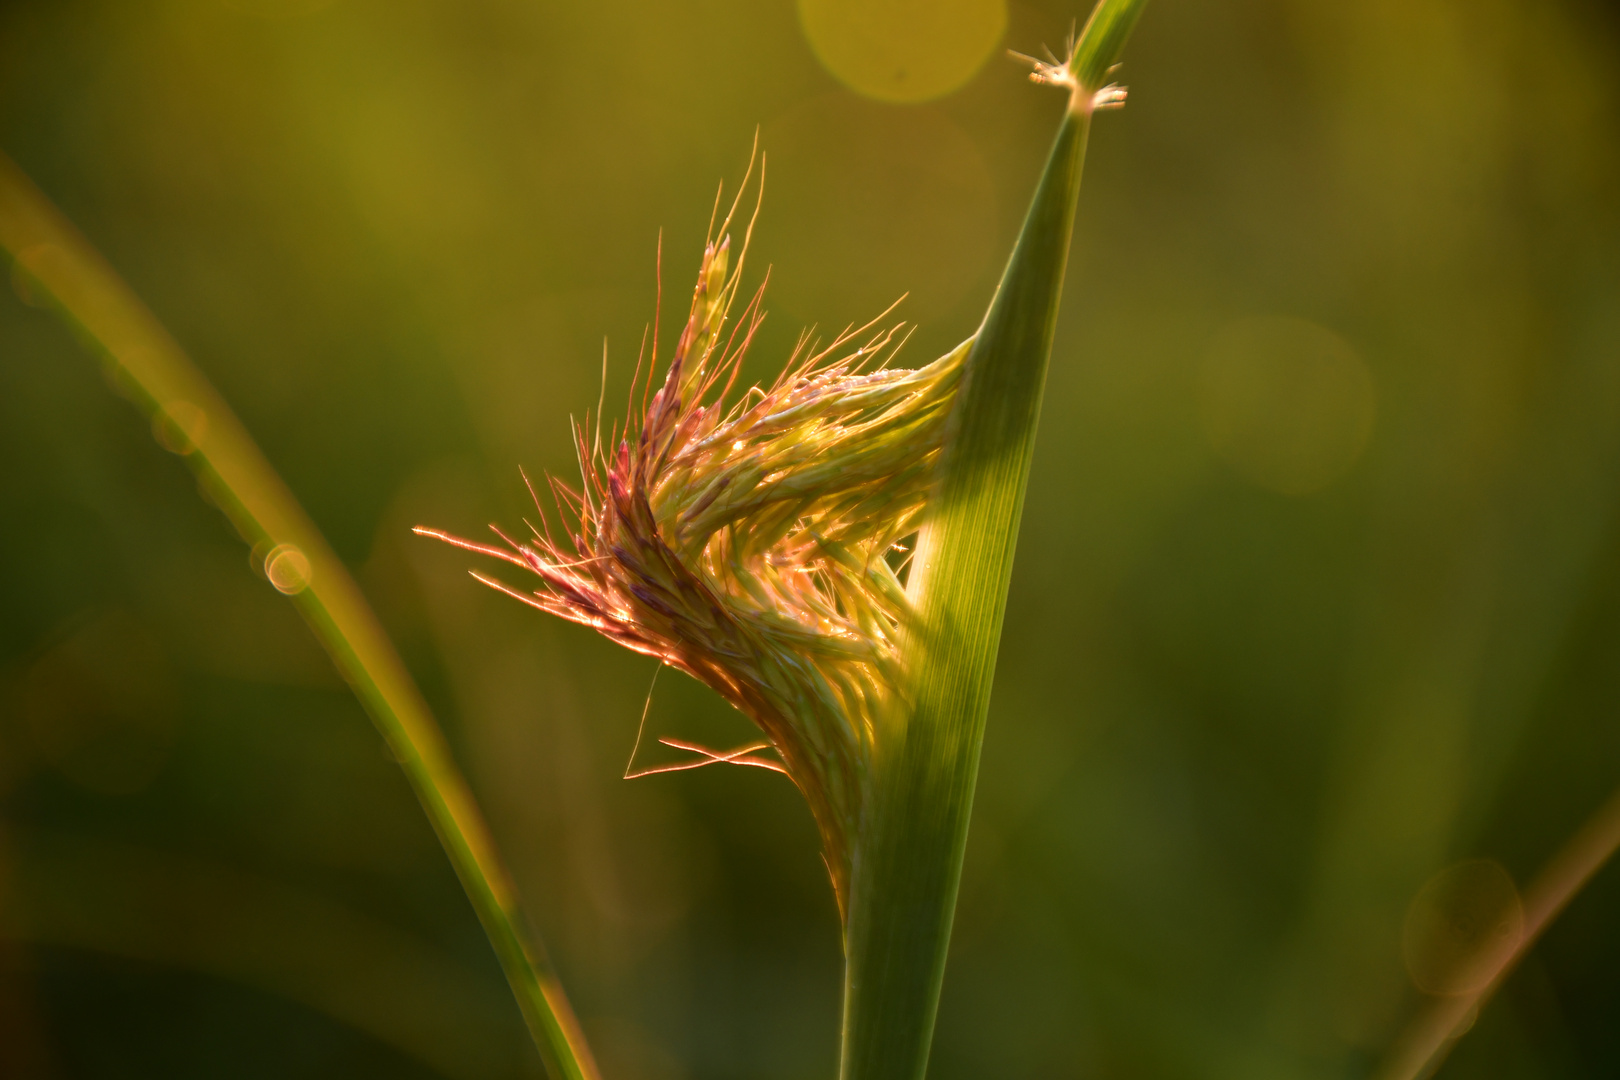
[20,610,178,795]
[1198,316,1376,495]
[1402,859,1524,996]
[265,543,313,594]
[763,94,997,330]
[152,399,209,455]
[797,0,1007,103]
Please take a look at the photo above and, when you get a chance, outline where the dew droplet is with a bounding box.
[265,543,313,595]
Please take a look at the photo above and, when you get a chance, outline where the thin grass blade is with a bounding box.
[838,3,1148,1078]
[0,152,600,1080]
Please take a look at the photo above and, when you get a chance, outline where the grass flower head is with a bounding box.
[419,169,967,908]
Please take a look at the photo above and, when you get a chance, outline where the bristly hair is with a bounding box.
[416,153,966,910]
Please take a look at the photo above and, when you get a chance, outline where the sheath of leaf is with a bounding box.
[416,170,967,912]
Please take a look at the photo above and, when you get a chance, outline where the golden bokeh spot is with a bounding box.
[1198,316,1376,495]
[152,399,209,455]
[220,0,338,18]
[266,543,314,594]
[21,610,179,795]
[1402,859,1524,996]
[9,243,58,307]
[763,94,997,327]
[797,0,1007,104]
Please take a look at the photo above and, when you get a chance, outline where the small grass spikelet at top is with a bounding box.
[417,165,966,908]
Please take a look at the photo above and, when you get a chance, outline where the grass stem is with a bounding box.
[838,4,1146,1077]
[1375,784,1620,1080]
[0,152,600,1080]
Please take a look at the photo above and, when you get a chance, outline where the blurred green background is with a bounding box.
[3,0,1620,1076]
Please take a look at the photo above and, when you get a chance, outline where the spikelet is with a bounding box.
[417,168,966,907]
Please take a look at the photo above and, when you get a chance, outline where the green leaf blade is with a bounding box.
[1072,0,1150,96]
[838,3,1149,1076]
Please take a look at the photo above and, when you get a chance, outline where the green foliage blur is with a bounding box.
[3,0,1619,1077]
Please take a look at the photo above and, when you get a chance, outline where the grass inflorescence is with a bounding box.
[419,169,968,911]
[423,6,1153,1079]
